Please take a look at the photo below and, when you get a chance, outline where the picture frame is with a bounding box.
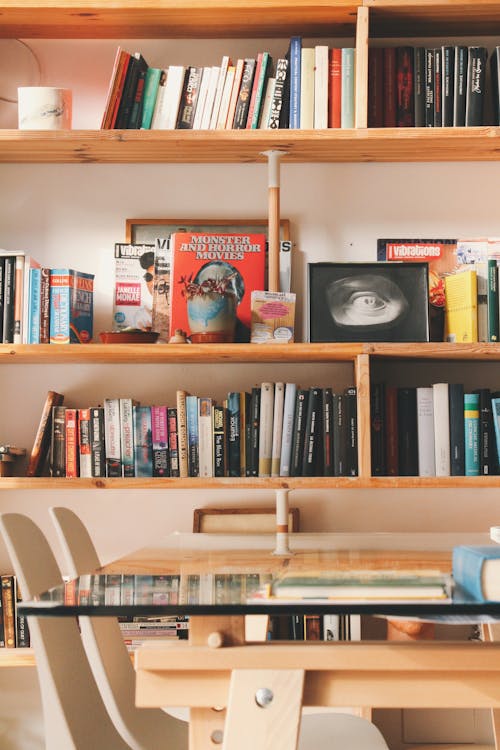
[308,262,430,343]
[125,217,290,244]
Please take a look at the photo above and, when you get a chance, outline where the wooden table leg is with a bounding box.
[189,616,246,750]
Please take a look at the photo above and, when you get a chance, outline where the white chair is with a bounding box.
[0,512,131,750]
[49,506,188,750]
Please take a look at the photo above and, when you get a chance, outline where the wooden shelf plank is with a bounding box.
[0,342,363,364]
[0,648,34,667]
[0,0,359,38]
[2,476,500,489]
[2,128,500,164]
[367,0,500,37]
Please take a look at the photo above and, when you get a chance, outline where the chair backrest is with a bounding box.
[0,512,130,750]
[50,506,188,750]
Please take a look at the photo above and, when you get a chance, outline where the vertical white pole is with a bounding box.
[262,150,285,293]
[273,489,292,556]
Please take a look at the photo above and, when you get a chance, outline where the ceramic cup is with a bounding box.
[18,87,72,130]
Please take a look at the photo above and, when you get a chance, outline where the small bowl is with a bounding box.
[99,331,160,344]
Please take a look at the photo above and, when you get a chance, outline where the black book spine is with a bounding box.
[344,386,358,477]
[413,47,426,127]
[370,382,386,476]
[448,383,465,476]
[50,405,66,477]
[290,389,309,477]
[246,387,261,477]
[474,388,493,475]
[227,392,241,477]
[302,387,323,476]
[424,48,435,126]
[441,46,455,127]
[322,387,334,476]
[0,258,4,342]
[176,66,202,129]
[453,46,468,126]
[491,47,500,126]
[396,46,414,127]
[213,404,226,478]
[90,407,106,478]
[127,66,147,129]
[397,387,418,476]
[433,48,442,127]
[333,392,346,477]
[167,407,180,478]
[233,59,256,129]
[2,256,15,344]
[465,46,488,126]
[115,54,141,129]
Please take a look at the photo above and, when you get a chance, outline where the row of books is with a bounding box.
[32,382,358,479]
[101,38,356,132]
[368,44,490,128]
[0,575,30,649]
[0,250,94,345]
[269,613,361,641]
[371,382,500,477]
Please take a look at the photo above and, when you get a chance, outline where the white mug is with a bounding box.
[18,87,72,130]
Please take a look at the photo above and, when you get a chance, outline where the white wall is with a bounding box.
[0,35,499,749]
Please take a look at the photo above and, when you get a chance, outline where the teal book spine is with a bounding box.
[341,47,355,128]
[28,267,41,344]
[140,67,162,129]
[464,392,480,476]
[452,544,500,600]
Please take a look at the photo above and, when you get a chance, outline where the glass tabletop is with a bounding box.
[18,531,500,620]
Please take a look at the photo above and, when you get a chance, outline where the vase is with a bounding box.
[187,293,237,343]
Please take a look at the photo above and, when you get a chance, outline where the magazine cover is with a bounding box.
[169,232,266,343]
[113,243,155,331]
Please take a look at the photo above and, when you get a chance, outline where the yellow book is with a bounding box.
[444,269,478,343]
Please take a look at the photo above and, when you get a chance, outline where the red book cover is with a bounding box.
[368,47,384,127]
[169,232,266,343]
[396,46,415,127]
[328,48,342,128]
[383,47,397,127]
[65,407,79,478]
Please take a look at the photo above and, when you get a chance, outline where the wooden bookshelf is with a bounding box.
[2,128,500,164]
[0,648,34,667]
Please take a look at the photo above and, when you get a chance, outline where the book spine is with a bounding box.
[13,255,24,344]
[475,388,493,476]
[240,391,250,476]
[344,386,358,477]
[176,66,202,129]
[258,382,274,477]
[268,58,288,129]
[176,390,189,478]
[133,406,153,477]
[247,52,270,129]
[488,258,499,342]
[464,392,480,476]
[27,267,41,344]
[290,389,309,476]
[140,67,162,129]
[2,256,15,344]
[452,546,493,600]
[167,407,180,477]
[0,258,4,342]
[299,47,314,129]
[227,392,241,477]
[198,397,213,478]
[332,392,346,476]
[271,382,285,477]
[329,47,342,128]
[302,386,323,476]
[396,46,414,127]
[492,397,500,473]
[186,395,199,477]
[1,576,15,647]
[39,267,50,343]
[27,390,65,477]
[15,581,29,648]
[432,382,451,476]
[448,383,465,476]
[49,268,72,344]
[313,45,329,129]
[100,46,127,129]
[90,407,106,478]
[397,387,418,476]
[413,47,426,126]
[120,398,136,477]
[340,48,355,128]
[115,53,142,128]
[491,47,500,126]
[151,405,169,477]
[127,66,147,129]
[322,387,334,476]
[416,387,436,476]
[441,46,455,126]
[385,385,398,476]
[213,404,226,477]
[424,48,435,126]
[225,59,244,129]
[279,383,297,476]
[288,36,302,128]
[465,46,488,126]
[233,58,256,129]
[64,407,79,478]
[50,405,66,477]
[78,407,92,478]
[370,382,386,476]
[209,56,231,129]
[453,46,468,126]
[247,387,261,477]
[104,397,121,477]
[383,47,396,127]
[433,47,442,127]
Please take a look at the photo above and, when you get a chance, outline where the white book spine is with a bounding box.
[271,382,285,477]
[104,398,121,477]
[153,65,185,130]
[314,45,329,129]
[323,614,340,641]
[258,76,275,129]
[299,47,315,129]
[279,383,297,476]
[416,386,436,476]
[150,68,168,129]
[258,382,274,477]
[192,67,212,130]
[216,66,236,129]
[198,396,213,477]
[209,55,230,129]
[200,66,220,130]
[432,382,451,476]
[120,397,137,477]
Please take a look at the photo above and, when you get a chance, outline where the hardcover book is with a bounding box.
[169,232,266,343]
[50,405,66,477]
[27,390,64,477]
[49,268,94,344]
[113,243,155,332]
[309,262,429,343]
[452,545,500,601]
[465,47,488,126]
[444,269,478,343]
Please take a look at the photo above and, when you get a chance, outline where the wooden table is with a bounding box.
[20,531,500,750]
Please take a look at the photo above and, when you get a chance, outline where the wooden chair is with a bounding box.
[0,512,131,750]
[49,506,188,750]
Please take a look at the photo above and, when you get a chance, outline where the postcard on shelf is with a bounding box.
[250,290,296,343]
[113,243,155,332]
[308,261,429,343]
[169,231,266,343]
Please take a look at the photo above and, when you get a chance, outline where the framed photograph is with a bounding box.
[308,262,430,343]
[125,217,290,244]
